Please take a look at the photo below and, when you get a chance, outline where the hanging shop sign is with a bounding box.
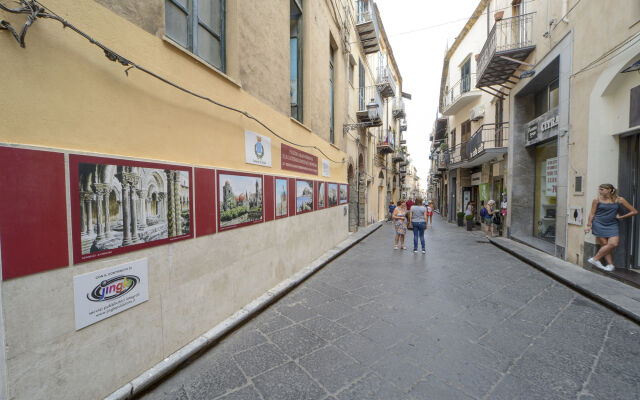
[245,130,272,167]
[546,157,558,197]
[73,258,149,330]
[281,144,318,175]
[471,172,482,186]
[322,159,331,177]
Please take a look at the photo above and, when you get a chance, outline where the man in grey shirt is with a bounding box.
[409,198,428,253]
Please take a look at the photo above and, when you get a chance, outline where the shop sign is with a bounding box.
[73,258,149,330]
[471,172,482,186]
[541,115,559,131]
[527,123,538,141]
[322,159,330,177]
[245,130,272,167]
[281,143,318,175]
[546,157,558,197]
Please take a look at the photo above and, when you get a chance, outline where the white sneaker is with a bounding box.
[604,264,615,272]
[588,258,606,271]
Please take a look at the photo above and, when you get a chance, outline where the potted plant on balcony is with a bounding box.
[456,211,465,227]
[465,214,474,231]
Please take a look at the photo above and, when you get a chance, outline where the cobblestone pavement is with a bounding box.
[139,216,640,400]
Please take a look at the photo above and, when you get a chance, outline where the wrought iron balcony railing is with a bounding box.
[356,1,380,54]
[445,123,509,165]
[357,85,383,126]
[443,73,476,110]
[377,64,396,98]
[392,97,406,119]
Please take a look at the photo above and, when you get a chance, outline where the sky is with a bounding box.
[374,0,480,187]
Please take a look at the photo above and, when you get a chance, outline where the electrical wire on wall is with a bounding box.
[0,0,346,164]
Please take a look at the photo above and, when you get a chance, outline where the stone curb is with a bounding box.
[488,236,640,325]
[104,222,383,400]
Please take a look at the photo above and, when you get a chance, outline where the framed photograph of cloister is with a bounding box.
[328,183,338,207]
[69,155,193,263]
[275,177,288,218]
[339,184,348,204]
[296,179,314,214]
[217,171,264,231]
[318,182,326,209]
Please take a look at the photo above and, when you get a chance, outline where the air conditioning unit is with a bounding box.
[470,105,485,121]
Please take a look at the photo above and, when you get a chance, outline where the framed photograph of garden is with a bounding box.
[328,183,338,207]
[69,155,193,263]
[318,182,325,209]
[339,184,348,204]
[296,179,314,214]
[275,177,288,218]
[217,171,264,231]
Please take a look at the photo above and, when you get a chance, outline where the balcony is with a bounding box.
[377,65,396,98]
[376,129,395,154]
[442,73,481,116]
[357,85,383,126]
[447,123,509,168]
[356,1,380,54]
[437,152,448,171]
[434,118,448,142]
[400,120,407,132]
[392,97,406,119]
[476,13,535,88]
[392,150,406,163]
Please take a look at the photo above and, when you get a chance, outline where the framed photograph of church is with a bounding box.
[339,184,348,204]
[328,183,338,207]
[217,171,264,231]
[317,182,326,209]
[296,179,314,214]
[69,154,193,264]
[275,177,288,218]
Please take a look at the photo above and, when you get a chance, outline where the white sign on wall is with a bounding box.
[245,130,272,167]
[322,159,330,177]
[546,157,558,197]
[471,172,482,186]
[73,258,149,330]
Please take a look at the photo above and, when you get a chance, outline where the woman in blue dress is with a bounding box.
[585,183,638,271]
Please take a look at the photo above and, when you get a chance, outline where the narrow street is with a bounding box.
[139,216,640,400]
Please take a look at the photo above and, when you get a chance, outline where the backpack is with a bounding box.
[480,207,487,218]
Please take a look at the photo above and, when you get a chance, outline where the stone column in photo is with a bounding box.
[137,189,147,229]
[92,183,109,241]
[116,173,132,246]
[84,192,94,235]
[104,188,111,237]
[158,192,167,220]
[129,174,141,243]
[173,172,182,236]
[80,192,89,234]
[165,170,176,237]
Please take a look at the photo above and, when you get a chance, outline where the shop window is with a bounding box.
[534,140,558,243]
[165,0,225,71]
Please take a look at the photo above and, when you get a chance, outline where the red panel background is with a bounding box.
[313,181,318,211]
[288,178,296,216]
[264,175,274,222]
[195,168,216,237]
[0,147,69,280]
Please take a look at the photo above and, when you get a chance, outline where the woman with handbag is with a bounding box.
[481,200,498,238]
[392,200,408,250]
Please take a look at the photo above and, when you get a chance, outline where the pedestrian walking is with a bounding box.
[409,198,428,253]
[500,193,508,217]
[426,201,434,227]
[388,201,396,222]
[585,183,638,271]
[406,197,414,211]
[481,200,498,238]
[392,200,408,250]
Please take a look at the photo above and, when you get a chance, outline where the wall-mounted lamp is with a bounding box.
[519,70,536,78]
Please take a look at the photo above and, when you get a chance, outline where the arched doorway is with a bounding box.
[347,163,357,232]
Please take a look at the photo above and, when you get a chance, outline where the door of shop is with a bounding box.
[619,133,640,269]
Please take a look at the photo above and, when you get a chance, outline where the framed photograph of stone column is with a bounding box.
[69,155,193,264]
[296,179,314,214]
[217,171,264,231]
[328,183,338,207]
[339,184,348,204]
[317,182,326,209]
[275,177,289,219]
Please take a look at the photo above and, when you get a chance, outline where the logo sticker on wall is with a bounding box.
[245,130,272,167]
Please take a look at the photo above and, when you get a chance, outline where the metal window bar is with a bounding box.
[358,85,383,112]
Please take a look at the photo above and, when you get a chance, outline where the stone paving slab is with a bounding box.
[489,235,640,323]
[137,217,640,400]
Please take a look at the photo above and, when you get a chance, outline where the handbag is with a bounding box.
[407,218,413,229]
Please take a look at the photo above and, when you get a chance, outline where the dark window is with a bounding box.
[534,79,559,118]
[461,58,471,93]
[631,85,640,127]
[358,59,365,110]
[290,0,303,121]
[165,0,225,71]
[450,128,456,148]
[330,46,335,143]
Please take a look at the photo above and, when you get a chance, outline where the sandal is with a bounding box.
[401,246,407,250]
[394,245,398,250]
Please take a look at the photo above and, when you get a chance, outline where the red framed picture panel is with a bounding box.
[274,176,289,219]
[69,154,194,264]
[264,175,275,222]
[327,182,339,207]
[216,170,264,232]
[295,179,314,215]
[195,167,216,237]
[339,184,349,205]
[288,178,296,216]
[0,147,69,280]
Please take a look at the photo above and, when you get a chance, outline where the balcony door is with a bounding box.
[495,98,504,147]
[461,120,471,160]
[461,59,471,94]
[358,59,365,110]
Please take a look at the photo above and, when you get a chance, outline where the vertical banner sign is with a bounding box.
[245,130,272,167]
[281,144,318,175]
[546,157,558,197]
[478,183,489,206]
[322,159,331,177]
[73,258,149,330]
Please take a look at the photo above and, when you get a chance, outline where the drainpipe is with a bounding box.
[562,0,569,23]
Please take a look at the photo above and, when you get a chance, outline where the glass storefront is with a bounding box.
[534,140,557,243]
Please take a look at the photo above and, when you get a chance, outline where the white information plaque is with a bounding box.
[245,129,272,167]
[73,258,149,330]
